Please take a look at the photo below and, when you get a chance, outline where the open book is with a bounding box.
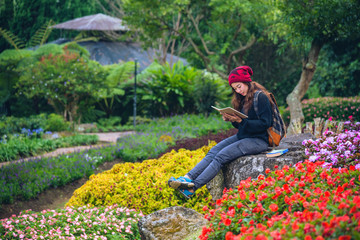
[211,106,248,119]
[266,149,288,158]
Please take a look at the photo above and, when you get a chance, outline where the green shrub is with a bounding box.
[0,134,98,162]
[0,113,70,136]
[282,96,360,124]
[97,116,122,128]
[0,114,46,136]
[192,71,232,116]
[138,61,200,116]
[66,142,216,214]
[45,113,70,131]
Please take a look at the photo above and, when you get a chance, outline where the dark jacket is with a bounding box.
[231,91,272,143]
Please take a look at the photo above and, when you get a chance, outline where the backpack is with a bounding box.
[253,91,286,147]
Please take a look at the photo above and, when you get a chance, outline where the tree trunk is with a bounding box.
[286,39,323,135]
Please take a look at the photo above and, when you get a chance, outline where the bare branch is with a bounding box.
[226,36,256,67]
[232,18,242,42]
[186,9,215,55]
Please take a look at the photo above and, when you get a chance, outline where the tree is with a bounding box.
[111,0,276,78]
[274,0,360,133]
[15,43,105,123]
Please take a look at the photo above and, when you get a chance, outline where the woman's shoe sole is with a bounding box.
[168,180,194,190]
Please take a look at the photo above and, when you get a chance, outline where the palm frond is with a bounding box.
[0,27,25,50]
[106,61,135,86]
[28,20,55,47]
[62,41,92,58]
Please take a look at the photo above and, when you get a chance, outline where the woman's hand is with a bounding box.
[221,113,242,123]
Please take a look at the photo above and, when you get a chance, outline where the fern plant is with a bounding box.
[28,20,55,47]
[96,61,135,117]
[0,28,25,50]
[0,20,54,50]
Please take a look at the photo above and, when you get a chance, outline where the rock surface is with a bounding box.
[138,206,207,240]
[207,133,314,200]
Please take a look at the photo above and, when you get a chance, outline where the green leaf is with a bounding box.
[0,28,25,50]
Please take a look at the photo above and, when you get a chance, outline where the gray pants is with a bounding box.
[187,135,268,190]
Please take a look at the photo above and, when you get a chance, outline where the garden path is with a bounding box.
[0,131,135,168]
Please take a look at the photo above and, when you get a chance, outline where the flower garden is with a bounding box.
[1,1,359,238]
[0,101,359,239]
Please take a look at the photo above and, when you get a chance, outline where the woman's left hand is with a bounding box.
[222,113,242,123]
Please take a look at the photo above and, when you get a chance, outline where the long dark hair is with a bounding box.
[231,81,274,114]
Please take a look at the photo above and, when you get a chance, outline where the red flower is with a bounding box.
[225,231,234,240]
[292,221,299,230]
[265,168,271,174]
[256,235,268,240]
[338,202,349,209]
[239,190,246,200]
[338,236,351,240]
[227,208,235,217]
[237,202,243,209]
[269,203,278,212]
[336,186,344,195]
[284,195,292,205]
[216,199,223,205]
[203,206,208,212]
[224,218,232,226]
[259,183,267,190]
[305,235,312,240]
[256,223,267,231]
[249,192,255,201]
[283,184,291,193]
[258,192,268,201]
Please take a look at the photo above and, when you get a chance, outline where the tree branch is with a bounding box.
[186,9,215,55]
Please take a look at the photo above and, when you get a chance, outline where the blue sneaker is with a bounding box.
[177,188,195,199]
[168,176,194,190]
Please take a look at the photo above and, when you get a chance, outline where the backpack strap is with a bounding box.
[253,90,276,149]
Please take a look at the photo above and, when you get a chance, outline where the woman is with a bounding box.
[168,65,274,199]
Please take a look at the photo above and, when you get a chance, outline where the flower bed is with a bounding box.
[66,143,216,215]
[0,114,231,207]
[303,120,360,169]
[200,161,360,239]
[0,204,143,239]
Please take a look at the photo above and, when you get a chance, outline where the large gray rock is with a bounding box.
[207,133,314,200]
[138,206,207,240]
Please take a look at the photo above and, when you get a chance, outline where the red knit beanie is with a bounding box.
[228,66,253,85]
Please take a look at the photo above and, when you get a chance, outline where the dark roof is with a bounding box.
[53,39,188,72]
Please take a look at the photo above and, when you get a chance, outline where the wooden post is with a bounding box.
[323,119,330,134]
[313,118,324,138]
[304,122,313,134]
[288,118,302,135]
[336,122,345,134]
